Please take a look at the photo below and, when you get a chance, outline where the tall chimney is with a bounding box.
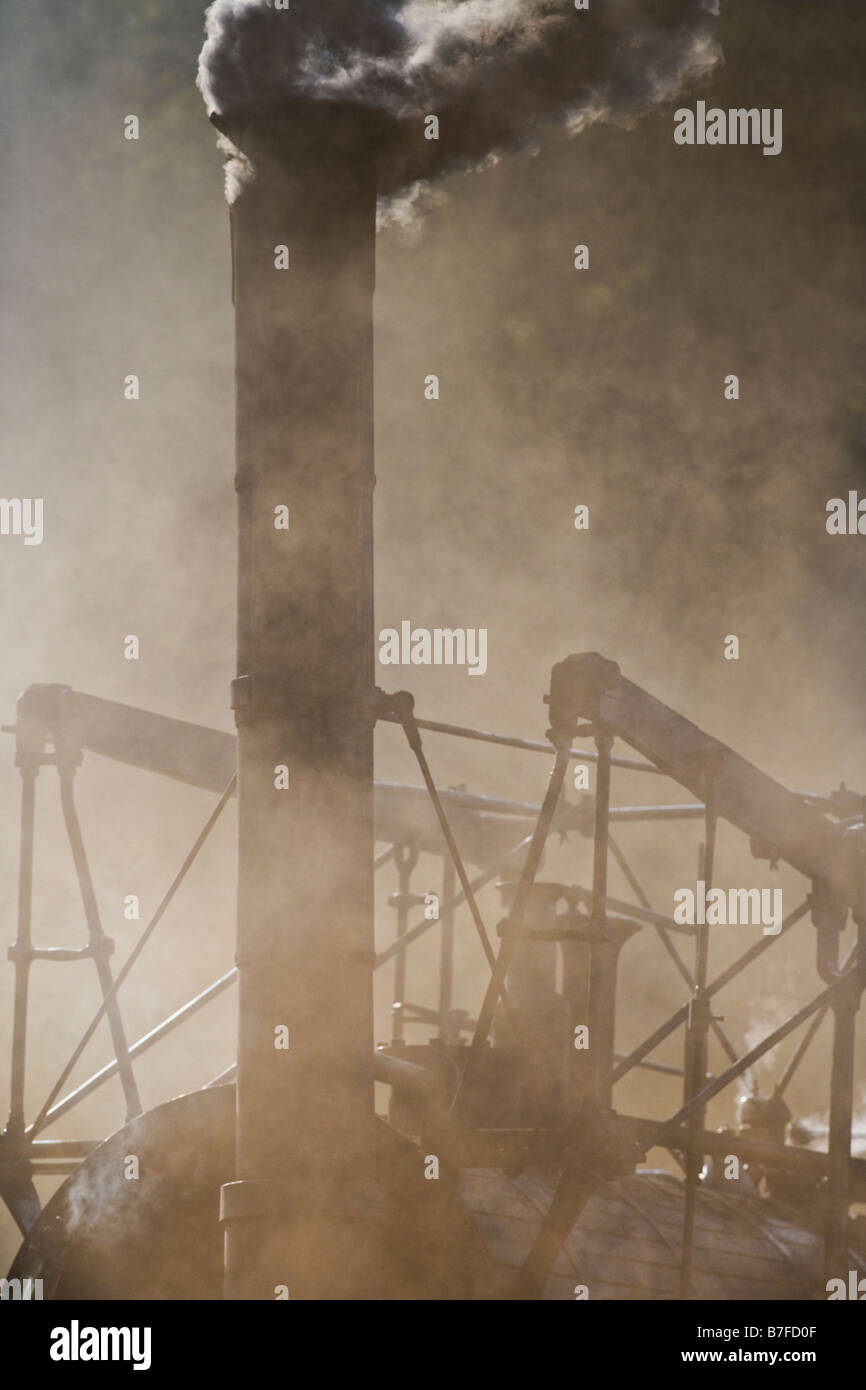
[216,103,395,1300]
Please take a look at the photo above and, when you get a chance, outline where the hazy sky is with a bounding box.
[0,0,864,1274]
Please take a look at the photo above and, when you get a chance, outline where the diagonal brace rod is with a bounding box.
[59,768,141,1122]
[663,966,858,1134]
[612,900,810,1084]
[28,774,236,1138]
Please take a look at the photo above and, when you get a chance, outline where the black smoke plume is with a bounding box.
[198,0,721,202]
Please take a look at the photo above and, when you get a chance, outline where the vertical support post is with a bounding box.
[438,859,456,1045]
[679,777,717,1300]
[7,761,38,1143]
[812,883,863,1285]
[589,732,612,932]
[824,985,858,1282]
[391,840,417,1046]
[589,729,613,1107]
[2,693,55,1234]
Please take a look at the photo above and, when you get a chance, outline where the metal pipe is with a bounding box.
[31,969,238,1130]
[27,1139,99,1157]
[614,1054,692,1079]
[207,1050,439,1101]
[449,1115,866,1196]
[372,1050,438,1098]
[377,710,662,774]
[566,883,696,937]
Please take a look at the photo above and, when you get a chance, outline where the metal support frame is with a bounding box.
[1,688,146,1233]
[3,657,863,1300]
[57,766,140,1122]
[449,736,573,1120]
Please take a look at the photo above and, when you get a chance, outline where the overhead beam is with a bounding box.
[547,653,864,914]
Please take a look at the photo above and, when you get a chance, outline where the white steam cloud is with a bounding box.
[198,0,722,201]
